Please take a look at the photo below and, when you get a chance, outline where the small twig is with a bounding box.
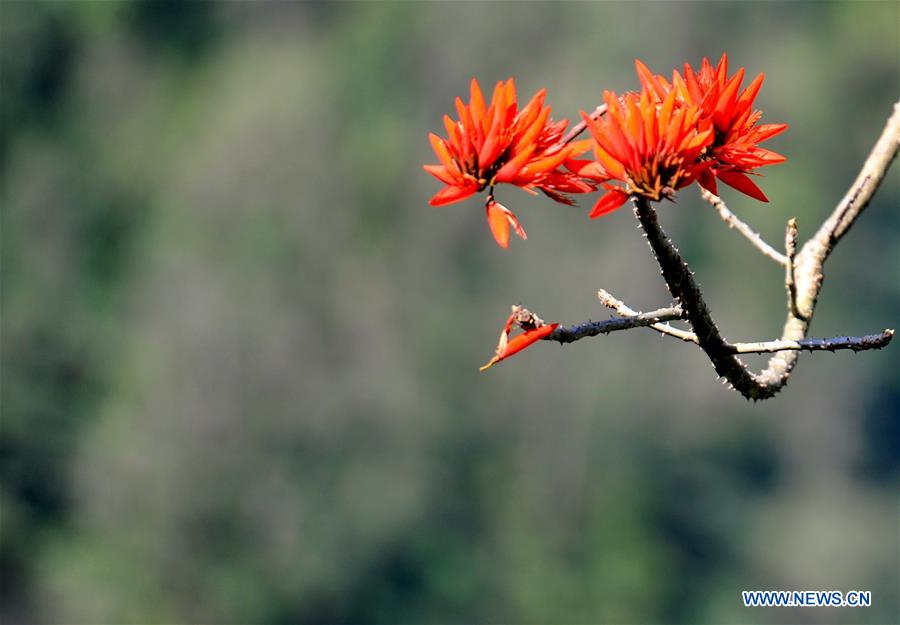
[560,104,607,146]
[784,218,805,320]
[597,289,698,344]
[701,188,788,266]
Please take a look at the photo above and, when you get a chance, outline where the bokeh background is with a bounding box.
[2,1,898,623]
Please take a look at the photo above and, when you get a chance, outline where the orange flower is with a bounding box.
[480,310,558,371]
[571,89,713,218]
[485,198,526,250]
[424,78,594,248]
[635,54,788,201]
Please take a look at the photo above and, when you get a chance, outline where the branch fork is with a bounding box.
[510,101,900,400]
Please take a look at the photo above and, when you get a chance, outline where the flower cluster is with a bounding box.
[423,56,787,370]
[573,54,787,216]
[634,53,788,202]
[569,88,714,217]
[424,78,594,248]
[424,55,787,241]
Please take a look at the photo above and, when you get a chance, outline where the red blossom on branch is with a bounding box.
[424,78,594,248]
[635,53,788,201]
[418,57,897,394]
[569,89,714,218]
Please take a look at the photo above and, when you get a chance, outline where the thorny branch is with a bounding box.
[523,100,900,400]
[594,288,893,355]
[544,303,685,344]
[727,331,895,354]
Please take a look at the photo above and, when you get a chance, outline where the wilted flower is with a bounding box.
[635,54,788,201]
[485,197,526,250]
[480,307,558,371]
[570,89,713,217]
[424,78,593,247]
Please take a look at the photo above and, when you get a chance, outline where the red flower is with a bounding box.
[480,310,558,371]
[570,89,713,218]
[424,78,594,248]
[635,54,788,201]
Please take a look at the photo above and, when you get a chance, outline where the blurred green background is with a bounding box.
[2,1,898,623]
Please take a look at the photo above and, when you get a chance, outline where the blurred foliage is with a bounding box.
[1,1,898,624]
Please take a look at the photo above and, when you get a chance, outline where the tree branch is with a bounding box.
[700,188,788,266]
[751,100,900,394]
[631,194,775,395]
[728,331,894,354]
[542,303,685,344]
[616,102,898,398]
[497,102,899,398]
[592,289,893,354]
[596,289,699,344]
[632,176,899,399]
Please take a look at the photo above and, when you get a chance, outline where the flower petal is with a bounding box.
[506,207,527,241]
[751,123,789,143]
[480,323,559,371]
[429,133,458,172]
[423,164,458,185]
[635,59,668,101]
[698,169,718,195]
[494,144,537,183]
[566,138,595,157]
[430,185,477,206]
[517,147,571,179]
[717,170,768,202]
[486,199,511,248]
[589,188,630,218]
[593,143,626,180]
[733,72,764,118]
[469,77,487,128]
[565,158,609,181]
